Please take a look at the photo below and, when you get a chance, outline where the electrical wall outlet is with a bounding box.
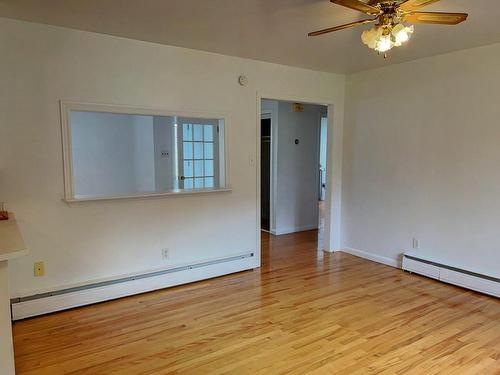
[412,238,420,250]
[34,261,45,277]
[162,248,169,260]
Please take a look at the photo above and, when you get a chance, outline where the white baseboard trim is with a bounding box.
[275,224,318,236]
[341,247,400,268]
[322,248,343,253]
[11,256,256,320]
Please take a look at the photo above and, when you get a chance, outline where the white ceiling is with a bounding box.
[0,0,499,73]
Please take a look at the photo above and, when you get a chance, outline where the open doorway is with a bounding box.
[260,99,329,248]
[260,115,271,232]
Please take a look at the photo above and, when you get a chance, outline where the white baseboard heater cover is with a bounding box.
[402,254,499,298]
[11,252,255,320]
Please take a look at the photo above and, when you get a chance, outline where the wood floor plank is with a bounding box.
[13,230,500,374]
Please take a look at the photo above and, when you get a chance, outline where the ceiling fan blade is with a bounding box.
[399,0,441,11]
[308,19,377,36]
[331,0,381,16]
[404,12,468,25]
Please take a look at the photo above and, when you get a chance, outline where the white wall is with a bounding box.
[274,102,326,235]
[0,18,345,297]
[343,43,500,278]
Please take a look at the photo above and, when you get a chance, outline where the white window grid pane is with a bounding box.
[183,124,193,141]
[184,177,194,189]
[182,123,217,188]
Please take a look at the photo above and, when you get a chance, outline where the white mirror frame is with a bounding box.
[60,101,231,202]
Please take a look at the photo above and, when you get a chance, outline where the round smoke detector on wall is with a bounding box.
[238,75,248,86]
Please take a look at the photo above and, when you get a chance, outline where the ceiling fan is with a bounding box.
[308,0,468,56]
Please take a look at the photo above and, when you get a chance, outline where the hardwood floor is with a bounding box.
[13,231,500,374]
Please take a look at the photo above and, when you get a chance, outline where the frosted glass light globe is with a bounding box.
[361,27,383,49]
[392,24,414,46]
[375,35,393,53]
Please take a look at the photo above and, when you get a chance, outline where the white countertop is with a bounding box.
[0,215,28,261]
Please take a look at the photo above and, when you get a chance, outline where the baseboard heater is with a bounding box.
[11,252,255,320]
[402,254,499,298]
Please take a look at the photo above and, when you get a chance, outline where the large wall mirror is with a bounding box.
[61,102,228,201]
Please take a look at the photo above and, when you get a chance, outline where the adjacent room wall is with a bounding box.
[71,112,138,197]
[0,18,345,297]
[275,102,326,235]
[71,112,156,198]
[343,42,500,277]
[153,116,176,192]
[319,117,328,201]
[132,115,155,194]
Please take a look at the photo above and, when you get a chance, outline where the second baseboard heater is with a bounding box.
[402,254,499,298]
[11,252,255,320]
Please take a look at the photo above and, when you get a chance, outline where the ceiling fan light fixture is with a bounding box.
[361,23,414,53]
[309,0,468,57]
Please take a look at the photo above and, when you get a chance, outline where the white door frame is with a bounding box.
[256,92,342,265]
